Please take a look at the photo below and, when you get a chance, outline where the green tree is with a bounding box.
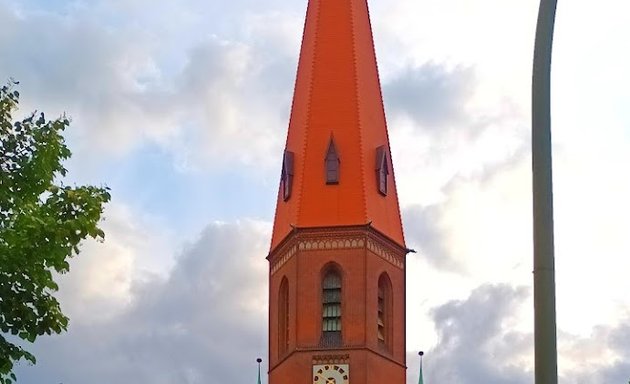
[0,80,110,383]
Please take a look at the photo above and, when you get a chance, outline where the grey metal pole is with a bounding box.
[532,0,558,383]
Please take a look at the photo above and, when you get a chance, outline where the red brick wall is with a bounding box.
[269,349,405,383]
[268,230,406,383]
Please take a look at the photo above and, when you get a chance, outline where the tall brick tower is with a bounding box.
[267,0,408,383]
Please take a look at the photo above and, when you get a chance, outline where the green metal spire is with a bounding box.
[256,358,262,384]
[418,351,424,384]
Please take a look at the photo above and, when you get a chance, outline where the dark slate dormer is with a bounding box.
[281,150,294,201]
[325,136,340,184]
[375,146,389,196]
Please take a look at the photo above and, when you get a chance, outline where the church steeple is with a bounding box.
[268,1,408,383]
[270,0,405,251]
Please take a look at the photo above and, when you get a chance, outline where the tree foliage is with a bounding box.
[0,80,110,383]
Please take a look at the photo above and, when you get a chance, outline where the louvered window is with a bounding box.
[377,273,392,351]
[278,277,289,355]
[322,270,342,332]
[378,285,385,342]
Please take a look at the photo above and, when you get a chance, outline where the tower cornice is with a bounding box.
[268,224,408,276]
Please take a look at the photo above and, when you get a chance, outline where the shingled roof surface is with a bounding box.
[270,0,405,251]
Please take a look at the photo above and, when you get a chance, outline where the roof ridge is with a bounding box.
[365,1,407,246]
[350,0,369,224]
[295,0,320,229]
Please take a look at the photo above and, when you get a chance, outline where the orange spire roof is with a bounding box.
[270,0,405,251]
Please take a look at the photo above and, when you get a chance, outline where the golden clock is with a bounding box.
[312,364,349,384]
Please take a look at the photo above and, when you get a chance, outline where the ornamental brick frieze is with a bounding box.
[366,238,404,269]
[269,227,405,275]
[312,354,350,365]
[270,243,297,275]
[298,237,366,252]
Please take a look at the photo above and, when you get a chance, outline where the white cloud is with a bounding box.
[55,202,176,323]
[0,1,298,171]
[424,284,532,384]
[16,220,270,384]
[3,0,630,382]
[409,283,630,384]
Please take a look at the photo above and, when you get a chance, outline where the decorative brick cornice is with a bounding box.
[270,346,405,372]
[298,236,366,251]
[270,243,298,275]
[312,354,350,365]
[366,237,404,269]
[269,225,406,275]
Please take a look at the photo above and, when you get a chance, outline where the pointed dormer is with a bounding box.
[325,136,340,185]
[270,0,405,251]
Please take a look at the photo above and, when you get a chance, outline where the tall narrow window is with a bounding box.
[281,150,294,201]
[325,137,340,184]
[321,268,342,346]
[278,277,289,355]
[375,146,389,195]
[377,284,385,343]
[377,273,392,351]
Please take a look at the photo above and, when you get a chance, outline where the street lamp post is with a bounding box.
[532,0,559,383]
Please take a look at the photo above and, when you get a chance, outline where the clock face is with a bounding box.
[312,364,349,384]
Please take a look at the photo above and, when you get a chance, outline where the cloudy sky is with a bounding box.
[2,0,629,383]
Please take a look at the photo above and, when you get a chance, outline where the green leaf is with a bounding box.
[0,80,110,381]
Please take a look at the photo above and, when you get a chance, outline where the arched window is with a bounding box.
[377,273,393,351]
[321,267,342,346]
[278,277,289,355]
